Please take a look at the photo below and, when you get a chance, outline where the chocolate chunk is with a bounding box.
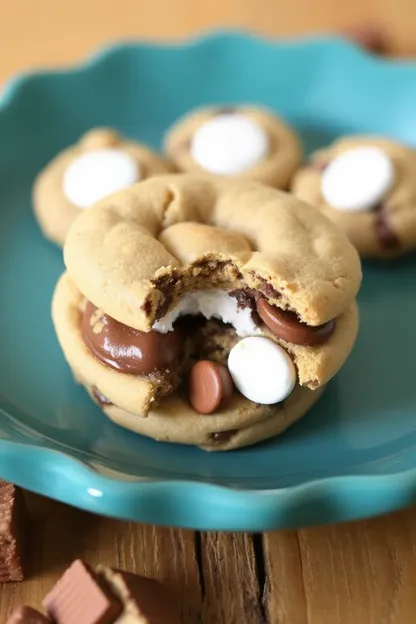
[374,211,400,250]
[43,559,122,624]
[188,360,234,414]
[92,386,113,406]
[256,298,335,346]
[211,429,237,443]
[6,606,51,623]
[0,480,26,582]
[82,302,183,375]
[228,288,260,311]
[98,567,182,624]
[214,106,238,116]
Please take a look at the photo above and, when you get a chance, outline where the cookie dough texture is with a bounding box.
[54,174,361,450]
[164,106,302,188]
[292,136,416,258]
[33,128,172,247]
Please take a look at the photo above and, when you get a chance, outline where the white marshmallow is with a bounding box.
[228,337,296,405]
[63,148,140,208]
[190,113,269,175]
[153,290,260,337]
[321,146,395,212]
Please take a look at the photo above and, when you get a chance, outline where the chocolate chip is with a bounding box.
[228,288,260,311]
[189,360,234,414]
[214,107,237,116]
[256,298,335,346]
[374,211,400,250]
[211,429,237,443]
[251,273,281,300]
[82,301,183,375]
[92,387,112,406]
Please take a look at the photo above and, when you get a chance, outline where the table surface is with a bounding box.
[1,2,416,623]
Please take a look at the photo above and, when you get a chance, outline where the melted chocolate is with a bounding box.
[210,430,237,443]
[374,210,400,250]
[82,302,183,375]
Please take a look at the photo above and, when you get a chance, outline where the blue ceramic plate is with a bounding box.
[0,32,416,531]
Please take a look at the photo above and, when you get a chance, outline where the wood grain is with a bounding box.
[0,0,415,84]
[2,494,416,623]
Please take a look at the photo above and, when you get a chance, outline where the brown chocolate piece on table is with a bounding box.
[6,606,51,624]
[98,566,182,624]
[188,360,234,414]
[43,559,122,624]
[0,479,26,582]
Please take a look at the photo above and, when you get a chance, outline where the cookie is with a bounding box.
[164,106,302,188]
[292,136,416,259]
[33,128,172,246]
[53,174,361,451]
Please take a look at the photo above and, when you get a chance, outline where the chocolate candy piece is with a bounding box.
[6,607,51,623]
[256,298,335,346]
[0,480,26,582]
[188,360,234,414]
[43,559,122,624]
[374,210,400,250]
[92,386,113,406]
[211,429,237,443]
[82,301,183,375]
[97,567,182,624]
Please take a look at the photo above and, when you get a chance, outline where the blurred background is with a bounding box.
[1,0,414,83]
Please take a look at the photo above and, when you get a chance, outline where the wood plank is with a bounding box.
[263,508,416,624]
[0,0,415,84]
[0,493,202,624]
[199,532,265,623]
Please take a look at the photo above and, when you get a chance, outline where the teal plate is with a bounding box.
[0,32,416,530]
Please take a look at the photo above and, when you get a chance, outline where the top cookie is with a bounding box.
[64,173,361,334]
[164,106,302,188]
[291,136,416,259]
[33,128,173,246]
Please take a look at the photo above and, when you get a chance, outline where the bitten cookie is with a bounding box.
[292,136,416,259]
[164,106,302,188]
[33,128,172,246]
[53,174,361,451]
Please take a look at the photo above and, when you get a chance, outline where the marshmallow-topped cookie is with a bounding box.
[164,106,302,188]
[292,136,416,259]
[33,128,172,246]
[53,174,360,451]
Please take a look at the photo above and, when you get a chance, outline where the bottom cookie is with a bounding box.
[87,383,325,451]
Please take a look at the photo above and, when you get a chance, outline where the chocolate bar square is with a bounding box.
[43,559,123,624]
[0,479,26,582]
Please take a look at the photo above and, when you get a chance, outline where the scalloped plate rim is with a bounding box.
[1,31,416,530]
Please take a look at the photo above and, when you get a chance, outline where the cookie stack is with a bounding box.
[52,174,361,451]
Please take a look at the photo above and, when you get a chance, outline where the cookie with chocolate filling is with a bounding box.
[33,128,172,247]
[164,106,302,189]
[291,136,416,259]
[52,174,361,451]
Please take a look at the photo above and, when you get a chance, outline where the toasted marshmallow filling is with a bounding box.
[153,290,261,337]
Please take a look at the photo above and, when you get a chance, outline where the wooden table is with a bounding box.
[1,2,416,622]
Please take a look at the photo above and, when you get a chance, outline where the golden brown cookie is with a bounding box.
[53,174,361,451]
[164,106,302,188]
[292,136,416,259]
[33,128,172,246]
